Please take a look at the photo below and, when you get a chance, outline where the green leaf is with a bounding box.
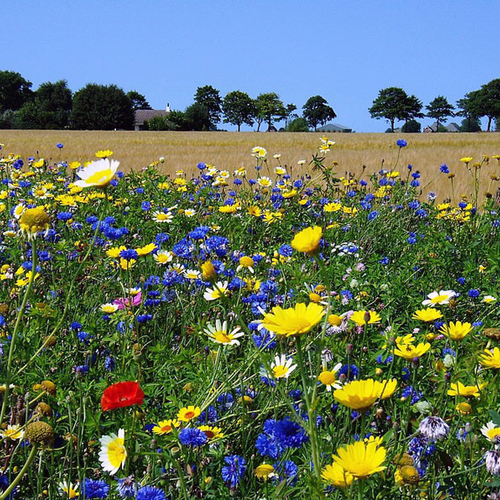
[489,409,500,426]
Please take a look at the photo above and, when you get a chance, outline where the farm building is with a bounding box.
[317,123,353,133]
[423,122,461,133]
[134,104,171,131]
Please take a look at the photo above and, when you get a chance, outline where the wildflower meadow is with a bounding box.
[1,138,500,499]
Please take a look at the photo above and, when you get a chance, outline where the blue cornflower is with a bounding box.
[104,356,115,371]
[136,486,166,500]
[379,257,389,265]
[397,139,407,148]
[82,478,109,498]
[367,210,378,221]
[197,162,206,170]
[273,460,299,485]
[179,428,207,447]
[440,164,449,174]
[119,249,138,261]
[338,364,359,381]
[0,473,17,498]
[468,289,480,298]
[57,211,73,221]
[116,476,136,498]
[457,277,466,285]
[155,233,169,244]
[272,418,308,448]
[142,201,151,211]
[256,432,282,459]
[56,143,64,149]
[408,201,420,210]
[401,386,422,404]
[221,455,246,487]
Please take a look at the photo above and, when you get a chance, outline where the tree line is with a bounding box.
[0,70,498,132]
[369,80,500,133]
[0,70,336,132]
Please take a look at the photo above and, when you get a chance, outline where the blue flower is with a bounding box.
[221,455,246,487]
[397,139,407,148]
[179,428,207,447]
[136,486,166,500]
[440,164,449,174]
[82,478,109,498]
[368,210,378,221]
[56,143,64,149]
[119,249,138,261]
[116,476,136,498]
[468,289,480,298]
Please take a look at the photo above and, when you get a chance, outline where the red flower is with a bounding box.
[101,381,144,411]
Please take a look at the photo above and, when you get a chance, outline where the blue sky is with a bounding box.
[2,1,499,131]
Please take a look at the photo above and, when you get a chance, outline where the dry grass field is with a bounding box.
[1,130,499,201]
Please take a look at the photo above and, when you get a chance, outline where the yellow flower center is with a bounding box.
[86,169,114,186]
[272,365,288,378]
[107,438,126,469]
[213,331,232,344]
[19,208,50,234]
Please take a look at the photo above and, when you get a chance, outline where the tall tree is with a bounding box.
[71,84,134,130]
[426,95,455,132]
[369,87,411,133]
[184,102,211,131]
[457,91,481,132]
[0,70,34,113]
[222,91,256,131]
[126,90,152,111]
[475,79,500,132]
[302,95,336,131]
[194,85,222,130]
[255,93,286,131]
[401,94,424,125]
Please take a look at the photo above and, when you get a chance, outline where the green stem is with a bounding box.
[0,239,38,425]
[0,445,38,500]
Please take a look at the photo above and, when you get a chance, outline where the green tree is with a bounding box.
[222,90,256,131]
[255,92,286,132]
[0,70,34,114]
[71,84,134,130]
[285,117,309,132]
[369,87,413,133]
[457,91,481,132]
[194,85,222,130]
[401,119,421,133]
[126,90,152,111]
[14,80,72,129]
[426,96,454,131]
[475,79,500,132]
[302,95,336,131]
[401,94,424,125]
[184,102,211,131]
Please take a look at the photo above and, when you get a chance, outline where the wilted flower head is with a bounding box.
[485,450,500,475]
[418,416,450,441]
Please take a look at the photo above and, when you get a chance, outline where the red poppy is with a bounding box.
[101,381,144,411]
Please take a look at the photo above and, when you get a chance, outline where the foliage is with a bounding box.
[426,96,455,131]
[12,80,72,129]
[459,118,481,133]
[222,90,256,131]
[0,70,34,114]
[71,84,135,130]
[255,92,286,131]
[302,95,336,131]
[194,85,222,130]
[127,90,152,111]
[369,87,423,133]
[401,119,421,133]
[285,117,310,132]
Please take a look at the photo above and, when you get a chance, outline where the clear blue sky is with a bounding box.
[2,1,499,131]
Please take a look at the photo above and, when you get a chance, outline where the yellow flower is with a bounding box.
[201,261,217,281]
[135,243,157,256]
[328,314,343,326]
[19,207,51,238]
[59,481,79,498]
[460,157,473,163]
[447,381,486,398]
[248,206,262,217]
[481,422,500,442]
[394,342,431,360]
[255,464,275,481]
[99,428,127,474]
[332,440,386,478]
[237,256,255,273]
[74,158,119,188]
[318,363,342,391]
[106,245,126,258]
[324,202,342,212]
[260,302,325,337]
[412,308,443,322]
[0,424,24,440]
[199,425,224,440]
[350,310,381,326]
[291,226,323,255]
[439,321,473,341]
[152,419,180,435]
[95,149,114,158]
[177,406,201,422]
[479,348,500,369]
[321,462,354,488]
[378,378,398,400]
[334,379,391,410]
[456,402,472,415]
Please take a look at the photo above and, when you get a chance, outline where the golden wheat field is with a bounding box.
[1,130,499,201]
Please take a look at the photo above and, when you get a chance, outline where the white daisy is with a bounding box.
[154,250,173,265]
[422,290,456,307]
[74,158,120,188]
[204,319,244,346]
[269,354,297,379]
[203,281,230,301]
[99,428,127,475]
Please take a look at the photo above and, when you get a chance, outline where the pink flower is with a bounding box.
[113,291,142,310]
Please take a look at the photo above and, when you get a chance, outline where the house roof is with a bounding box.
[135,109,169,125]
[318,123,352,131]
